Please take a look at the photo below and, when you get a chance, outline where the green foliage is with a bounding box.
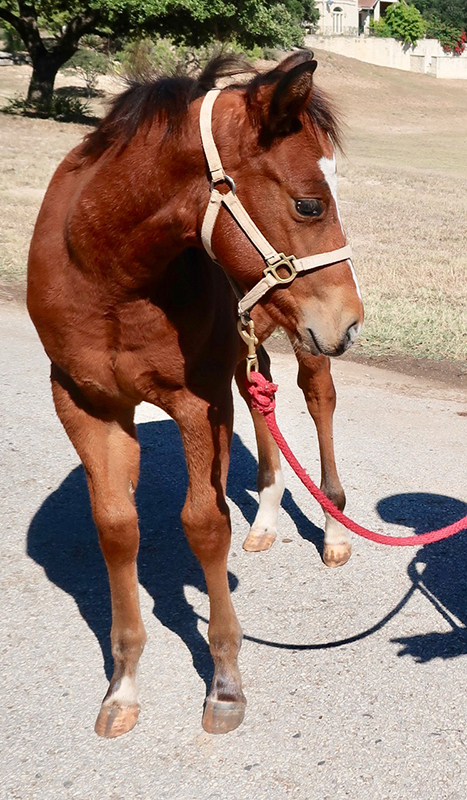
[369,17,392,37]
[412,0,467,31]
[116,37,183,77]
[0,1,315,114]
[47,92,92,120]
[0,1,314,49]
[61,48,109,96]
[0,20,23,52]
[1,92,91,121]
[143,1,307,50]
[378,2,427,44]
[262,46,285,59]
[115,35,263,80]
[425,16,466,51]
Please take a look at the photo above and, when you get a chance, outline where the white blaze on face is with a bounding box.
[319,155,339,218]
[318,155,362,301]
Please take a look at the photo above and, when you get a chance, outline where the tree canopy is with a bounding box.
[0,1,317,50]
[412,0,467,30]
[0,1,318,109]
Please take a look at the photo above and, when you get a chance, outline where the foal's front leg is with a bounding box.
[235,347,285,552]
[236,345,350,566]
[173,387,245,734]
[296,354,351,567]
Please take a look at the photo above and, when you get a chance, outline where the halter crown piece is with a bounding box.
[199,88,353,322]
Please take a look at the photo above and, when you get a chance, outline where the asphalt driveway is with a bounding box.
[2,301,467,800]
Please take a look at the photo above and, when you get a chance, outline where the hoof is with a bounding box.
[202,699,246,734]
[243,529,276,552]
[323,542,352,568]
[94,703,140,739]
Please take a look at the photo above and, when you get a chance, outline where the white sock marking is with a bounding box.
[324,511,350,546]
[251,469,285,534]
[105,673,139,707]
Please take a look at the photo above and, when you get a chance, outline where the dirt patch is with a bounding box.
[343,351,467,393]
[0,280,27,304]
[266,332,467,393]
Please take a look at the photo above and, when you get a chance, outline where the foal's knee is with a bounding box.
[94,502,139,562]
[111,626,147,662]
[181,500,231,561]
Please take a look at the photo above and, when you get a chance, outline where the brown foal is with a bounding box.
[28,51,363,738]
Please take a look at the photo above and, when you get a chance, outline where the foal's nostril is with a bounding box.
[306,327,323,355]
[345,321,361,348]
[306,321,361,357]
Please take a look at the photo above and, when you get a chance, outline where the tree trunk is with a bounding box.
[0,8,92,114]
[27,52,61,107]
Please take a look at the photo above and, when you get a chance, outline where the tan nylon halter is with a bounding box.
[199,88,353,320]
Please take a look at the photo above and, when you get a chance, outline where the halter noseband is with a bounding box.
[199,88,353,321]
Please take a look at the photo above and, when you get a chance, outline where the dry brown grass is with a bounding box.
[0,67,122,286]
[0,56,466,361]
[314,50,467,361]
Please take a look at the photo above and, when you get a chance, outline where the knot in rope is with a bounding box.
[247,370,278,415]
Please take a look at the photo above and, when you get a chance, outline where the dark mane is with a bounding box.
[81,52,341,161]
[81,54,251,160]
[307,86,342,150]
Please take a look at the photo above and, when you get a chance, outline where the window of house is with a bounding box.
[332,7,344,34]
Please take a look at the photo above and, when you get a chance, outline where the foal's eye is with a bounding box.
[294,198,323,217]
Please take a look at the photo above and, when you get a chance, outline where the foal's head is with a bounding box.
[199,51,364,357]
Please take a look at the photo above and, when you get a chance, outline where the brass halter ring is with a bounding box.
[263,254,297,284]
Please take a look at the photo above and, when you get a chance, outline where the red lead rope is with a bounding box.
[247,370,467,547]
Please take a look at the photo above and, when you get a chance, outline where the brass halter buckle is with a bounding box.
[263,254,297,284]
[237,319,259,382]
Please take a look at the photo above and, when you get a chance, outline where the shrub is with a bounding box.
[114,35,263,80]
[369,18,392,37]
[116,38,177,78]
[48,92,92,121]
[262,46,285,60]
[426,18,466,54]
[1,92,91,122]
[0,21,23,54]
[384,2,427,44]
[61,49,109,97]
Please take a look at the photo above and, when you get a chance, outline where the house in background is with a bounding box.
[315,0,398,36]
[309,0,467,77]
[358,0,399,33]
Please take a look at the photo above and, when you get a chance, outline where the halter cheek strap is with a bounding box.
[199,88,353,319]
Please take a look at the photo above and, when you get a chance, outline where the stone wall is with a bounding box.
[305,34,467,79]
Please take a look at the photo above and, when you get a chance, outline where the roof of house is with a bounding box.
[358,0,378,9]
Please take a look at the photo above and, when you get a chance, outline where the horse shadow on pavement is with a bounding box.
[27,419,323,688]
[377,493,467,662]
[28,420,467,687]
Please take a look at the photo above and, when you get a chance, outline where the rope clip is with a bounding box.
[237,318,258,383]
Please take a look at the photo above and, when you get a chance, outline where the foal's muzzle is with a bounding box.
[307,320,361,357]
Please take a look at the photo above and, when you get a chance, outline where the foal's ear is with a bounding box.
[265,59,317,138]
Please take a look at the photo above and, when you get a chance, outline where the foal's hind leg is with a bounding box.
[235,347,285,552]
[172,387,245,734]
[51,367,146,738]
[297,355,351,567]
